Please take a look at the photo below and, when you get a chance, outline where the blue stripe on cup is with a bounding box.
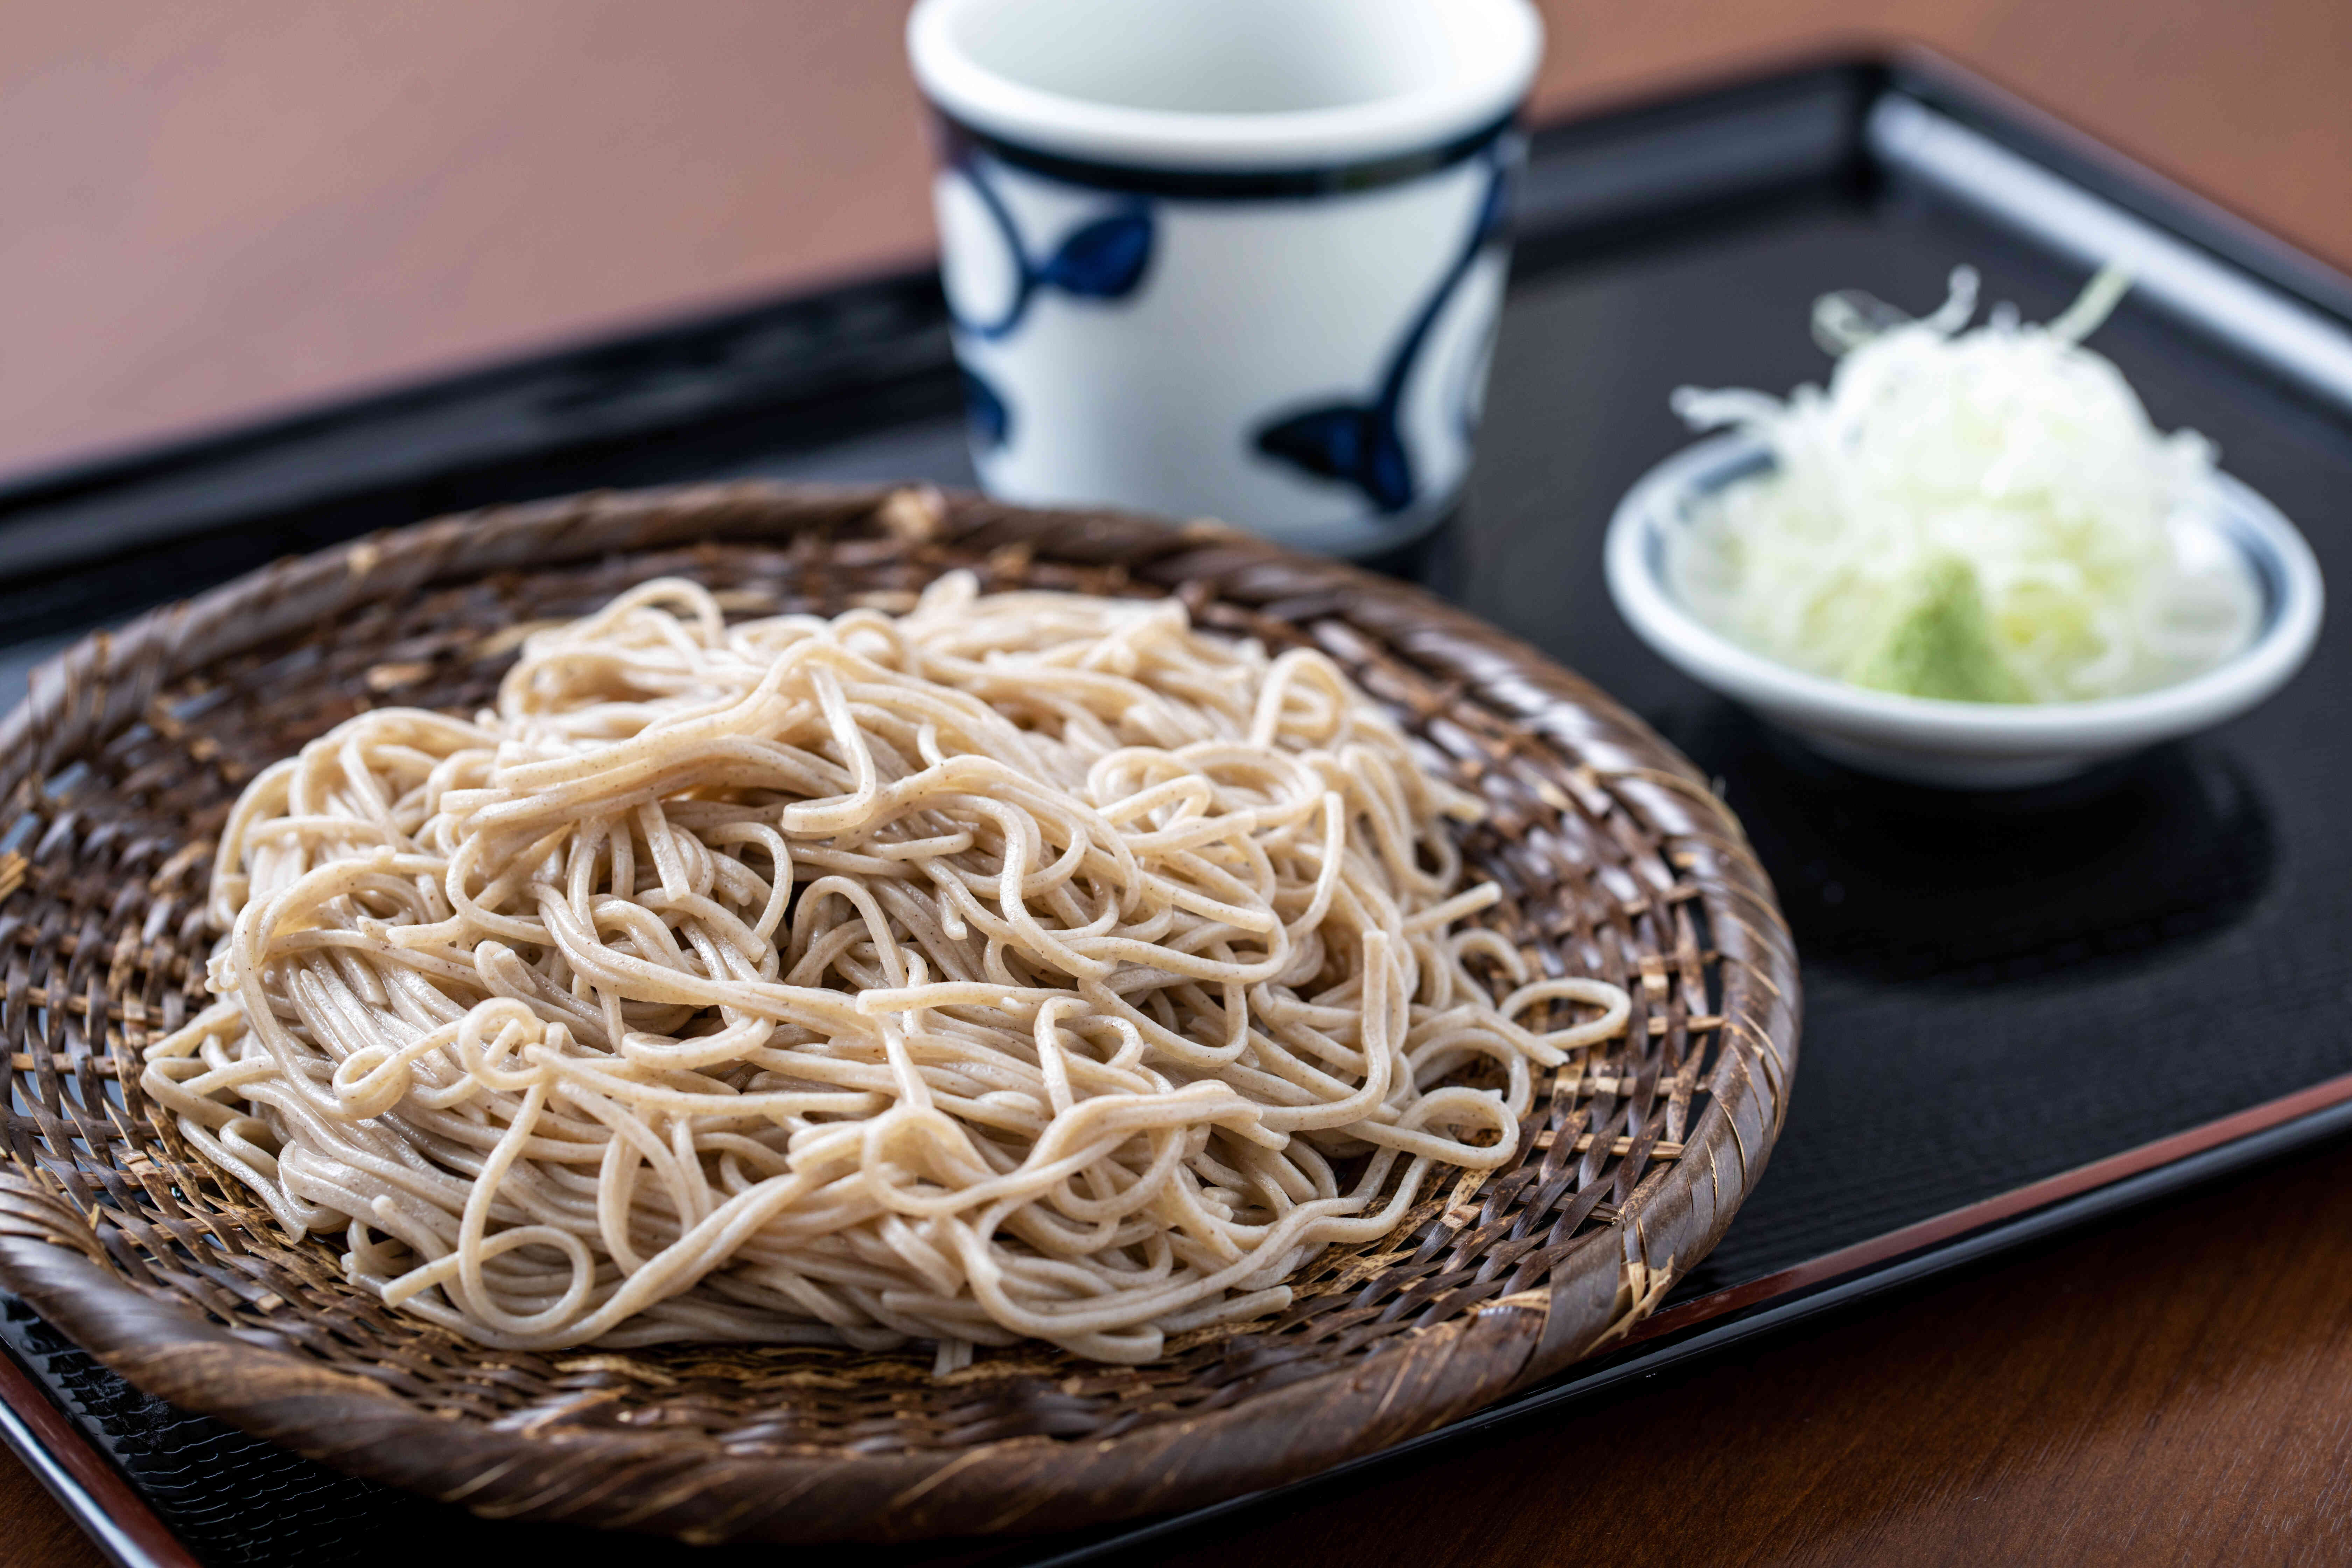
[932,112,1516,200]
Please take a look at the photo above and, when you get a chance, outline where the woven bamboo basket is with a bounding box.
[0,484,1798,1544]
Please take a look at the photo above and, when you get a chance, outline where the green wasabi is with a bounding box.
[1843,555,2027,703]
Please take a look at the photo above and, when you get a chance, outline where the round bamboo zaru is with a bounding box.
[0,484,1798,1544]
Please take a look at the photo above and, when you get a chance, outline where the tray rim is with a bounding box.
[1025,1080,2352,1568]
[4,38,2351,1568]
[0,1328,192,1568]
[16,1075,2352,1568]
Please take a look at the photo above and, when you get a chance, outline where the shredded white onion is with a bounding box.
[1667,266,2258,704]
[142,574,1631,1365]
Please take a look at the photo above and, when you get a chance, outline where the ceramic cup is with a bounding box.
[906,0,1543,556]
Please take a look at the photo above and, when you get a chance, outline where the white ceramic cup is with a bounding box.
[907,0,1543,556]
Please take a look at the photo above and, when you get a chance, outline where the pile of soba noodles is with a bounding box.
[144,571,1628,1368]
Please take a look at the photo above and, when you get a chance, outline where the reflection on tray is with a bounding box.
[1677,707,2275,983]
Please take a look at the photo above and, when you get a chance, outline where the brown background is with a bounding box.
[4,2,2350,1564]
[5,0,2351,484]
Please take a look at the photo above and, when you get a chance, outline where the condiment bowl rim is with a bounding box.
[1603,431,2326,754]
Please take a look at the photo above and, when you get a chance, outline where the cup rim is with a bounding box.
[906,0,1542,173]
[1603,432,2328,756]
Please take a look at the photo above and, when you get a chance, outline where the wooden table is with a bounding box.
[1132,1140,2352,1567]
[4,4,2349,1563]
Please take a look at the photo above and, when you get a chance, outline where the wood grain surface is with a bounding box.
[0,1498,108,1568]
[2,2,2348,1564]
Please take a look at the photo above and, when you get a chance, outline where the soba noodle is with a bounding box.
[144,572,1629,1367]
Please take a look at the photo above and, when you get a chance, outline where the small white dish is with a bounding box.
[1604,433,2326,789]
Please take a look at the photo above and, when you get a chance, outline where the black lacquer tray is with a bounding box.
[3,50,2347,1568]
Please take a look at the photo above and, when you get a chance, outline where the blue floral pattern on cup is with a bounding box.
[960,364,1012,449]
[1249,153,1512,514]
[946,156,1156,342]
[926,113,1522,554]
